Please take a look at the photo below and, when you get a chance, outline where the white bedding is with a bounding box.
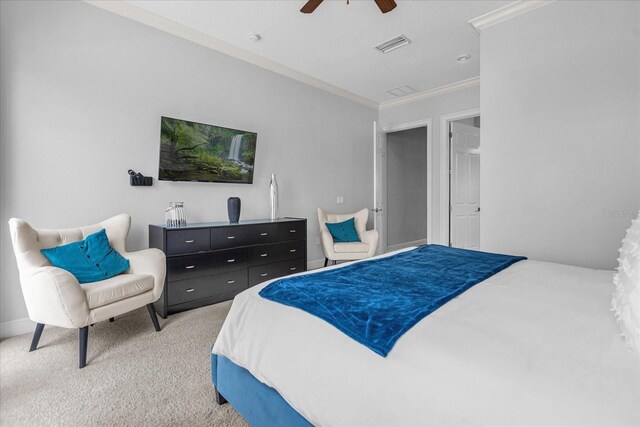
[213,248,640,426]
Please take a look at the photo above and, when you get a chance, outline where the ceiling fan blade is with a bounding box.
[374,0,397,14]
[300,0,324,13]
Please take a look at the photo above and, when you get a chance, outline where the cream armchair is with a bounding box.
[318,208,379,266]
[8,214,166,368]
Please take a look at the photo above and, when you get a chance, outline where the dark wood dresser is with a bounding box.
[149,218,307,318]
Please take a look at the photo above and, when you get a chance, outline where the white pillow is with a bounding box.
[612,211,640,355]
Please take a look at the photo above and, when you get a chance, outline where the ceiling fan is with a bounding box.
[301,0,397,14]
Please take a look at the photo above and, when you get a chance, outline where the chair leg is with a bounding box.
[109,317,115,322]
[79,326,88,369]
[147,304,161,332]
[324,258,329,267]
[29,323,45,352]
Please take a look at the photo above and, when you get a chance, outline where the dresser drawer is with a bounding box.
[167,253,215,281]
[209,248,247,272]
[211,270,248,299]
[167,248,247,281]
[248,240,306,266]
[277,221,306,241]
[248,257,306,287]
[166,229,210,255]
[270,257,307,278]
[168,276,214,305]
[168,270,247,305]
[210,227,250,250]
[243,223,281,244]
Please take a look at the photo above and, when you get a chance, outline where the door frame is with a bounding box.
[439,108,480,246]
[380,117,433,248]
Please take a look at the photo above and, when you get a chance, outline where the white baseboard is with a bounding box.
[1,317,35,339]
[386,238,428,253]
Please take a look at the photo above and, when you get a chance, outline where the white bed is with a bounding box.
[213,247,640,426]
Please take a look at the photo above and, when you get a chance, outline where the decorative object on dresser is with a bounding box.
[269,173,279,220]
[227,197,241,223]
[8,214,166,369]
[149,218,307,318]
[165,202,187,228]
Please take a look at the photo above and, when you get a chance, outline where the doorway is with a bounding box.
[386,127,429,251]
[448,116,480,248]
[374,119,432,254]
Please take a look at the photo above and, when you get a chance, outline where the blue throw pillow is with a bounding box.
[41,229,130,284]
[325,217,361,243]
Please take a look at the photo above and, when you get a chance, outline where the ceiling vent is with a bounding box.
[375,35,411,54]
[386,85,417,97]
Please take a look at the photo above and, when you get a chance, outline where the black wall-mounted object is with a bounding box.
[129,169,153,186]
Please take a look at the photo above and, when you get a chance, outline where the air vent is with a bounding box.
[386,85,417,97]
[375,35,411,54]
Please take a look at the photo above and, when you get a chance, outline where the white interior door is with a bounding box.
[450,121,480,249]
[373,121,387,253]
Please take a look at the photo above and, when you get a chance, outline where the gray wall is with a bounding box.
[0,1,377,327]
[480,0,640,269]
[386,127,428,247]
[378,86,480,244]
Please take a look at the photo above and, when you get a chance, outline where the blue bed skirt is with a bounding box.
[211,353,312,427]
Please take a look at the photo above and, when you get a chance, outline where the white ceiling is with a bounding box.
[124,0,508,104]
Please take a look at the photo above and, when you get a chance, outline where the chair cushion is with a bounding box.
[325,218,361,243]
[334,242,370,253]
[81,273,154,309]
[40,229,130,284]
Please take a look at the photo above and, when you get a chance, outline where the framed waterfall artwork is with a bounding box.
[158,116,257,184]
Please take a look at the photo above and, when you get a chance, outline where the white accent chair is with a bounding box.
[8,214,166,368]
[318,208,379,266]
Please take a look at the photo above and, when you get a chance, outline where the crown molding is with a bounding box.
[378,76,480,110]
[84,1,379,109]
[469,0,555,32]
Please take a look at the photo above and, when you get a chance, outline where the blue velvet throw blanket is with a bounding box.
[259,245,526,357]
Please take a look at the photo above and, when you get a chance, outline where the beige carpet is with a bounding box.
[0,301,249,427]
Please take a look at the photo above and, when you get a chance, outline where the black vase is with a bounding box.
[227,197,241,223]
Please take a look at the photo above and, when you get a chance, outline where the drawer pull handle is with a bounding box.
[227,259,236,263]
[260,273,268,277]
[290,267,297,271]
[185,265,195,269]
[186,288,195,293]
[289,229,296,233]
[260,232,268,236]
[289,249,297,253]
[260,253,268,257]
[227,236,235,239]
[185,240,195,243]
[227,280,236,284]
